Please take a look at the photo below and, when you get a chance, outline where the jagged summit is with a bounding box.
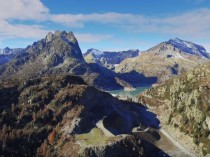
[85,48,102,56]
[166,38,209,58]
[0,31,129,90]
[46,31,78,44]
[0,30,89,80]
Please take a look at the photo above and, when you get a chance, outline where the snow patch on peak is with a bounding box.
[90,49,103,55]
[84,48,103,56]
[167,38,209,58]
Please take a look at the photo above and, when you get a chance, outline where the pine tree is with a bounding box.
[2,124,7,139]
[32,111,37,122]
[11,103,15,113]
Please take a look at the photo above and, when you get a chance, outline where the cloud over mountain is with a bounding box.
[0,0,209,51]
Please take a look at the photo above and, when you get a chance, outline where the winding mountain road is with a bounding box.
[159,129,197,157]
[96,119,115,137]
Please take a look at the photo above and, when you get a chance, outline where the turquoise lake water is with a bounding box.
[108,86,151,98]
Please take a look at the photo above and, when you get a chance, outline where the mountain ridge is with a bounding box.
[166,38,209,58]
[83,48,139,70]
[115,38,209,83]
[0,31,127,90]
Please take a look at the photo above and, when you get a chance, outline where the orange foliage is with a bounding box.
[48,130,56,144]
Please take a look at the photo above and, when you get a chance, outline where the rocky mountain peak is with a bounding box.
[45,30,78,44]
[46,32,53,42]
[85,48,102,56]
[0,47,16,55]
[166,38,209,58]
[38,31,84,61]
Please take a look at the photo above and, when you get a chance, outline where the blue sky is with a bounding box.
[0,0,210,52]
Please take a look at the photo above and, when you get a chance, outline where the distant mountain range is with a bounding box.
[0,33,209,88]
[83,48,139,70]
[0,31,135,90]
[0,31,159,90]
[0,30,210,156]
[115,38,209,83]
[0,47,23,65]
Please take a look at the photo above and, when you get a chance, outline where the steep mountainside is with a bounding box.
[0,31,128,90]
[0,75,164,157]
[115,38,209,83]
[138,62,210,156]
[83,48,139,70]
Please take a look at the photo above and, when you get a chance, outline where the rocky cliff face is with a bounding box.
[138,62,210,156]
[0,75,163,157]
[0,31,127,90]
[115,39,209,83]
[0,31,85,78]
[83,48,139,70]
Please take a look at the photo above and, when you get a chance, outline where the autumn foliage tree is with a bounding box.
[48,130,56,144]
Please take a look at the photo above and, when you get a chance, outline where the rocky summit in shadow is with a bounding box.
[0,31,131,90]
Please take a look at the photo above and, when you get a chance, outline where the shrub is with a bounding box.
[48,130,56,144]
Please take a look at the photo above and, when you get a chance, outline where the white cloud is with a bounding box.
[184,0,206,4]
[75,33,112,43]
[0,0,49,20]
[49,13,145,30]
[49,9,210,39]
[0,0,49,40]
[0,20,49,39]
[202,43,210,52]
[0,0,209,47]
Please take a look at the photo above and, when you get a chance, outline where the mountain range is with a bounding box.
[0,31,133,90]
[83,48,139,70]
[0,30,210,156]
[0,34,209,89]
[0,48,23,66]
[115,38,209,83]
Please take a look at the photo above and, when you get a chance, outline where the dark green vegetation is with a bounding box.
[138,62,210,155]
